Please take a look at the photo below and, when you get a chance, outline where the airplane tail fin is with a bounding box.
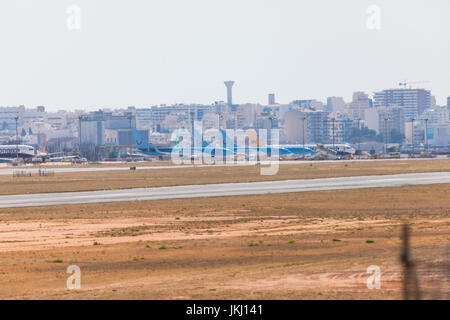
[247,130,263,147]
[219,129,230,146]
[40,135,48,154]
[221,129,264,147]
[132,129,150,150]
[192,128,210,147]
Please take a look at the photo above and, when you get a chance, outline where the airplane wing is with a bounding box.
[46,152,64,156]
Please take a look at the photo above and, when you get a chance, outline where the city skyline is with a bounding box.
[2,84,448,151]
[0,0,449,111]
[0,82,447,112]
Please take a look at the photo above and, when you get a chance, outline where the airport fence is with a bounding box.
[38,169,55,176]
[12,169,55,178]
[12,170,32,178]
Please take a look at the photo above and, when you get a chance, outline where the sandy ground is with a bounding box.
[0,184,448,299]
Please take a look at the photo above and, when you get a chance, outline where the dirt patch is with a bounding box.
[0,184,448,299]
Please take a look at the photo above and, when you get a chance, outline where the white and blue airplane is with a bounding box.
[132,129,232,159]
[132,129,316,159]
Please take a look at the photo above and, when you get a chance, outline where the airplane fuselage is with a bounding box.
[0,145,35,159]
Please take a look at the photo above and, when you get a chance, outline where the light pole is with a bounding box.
[331,117,336,148]
[216,111,223,149]
[410,118,415,156]
[78,115,83,156]
[301,116,306,154]
[384,117,389,157]
[127,115,133,148]
[424,118,429,154]
[268,115,274,146]
[357,118,362,159]
[14,116,19,162]
[190,111,195,162]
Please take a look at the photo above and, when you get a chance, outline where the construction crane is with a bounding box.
[398,80,430,89]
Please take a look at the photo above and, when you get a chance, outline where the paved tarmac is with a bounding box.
[0,171,448,208]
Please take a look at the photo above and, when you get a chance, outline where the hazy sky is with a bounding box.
[0,0,449,111]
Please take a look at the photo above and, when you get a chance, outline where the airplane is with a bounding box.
[0,144,36,163]
[171,128,317,159]
[174,128,292,158]
[132,129,232,159]
[241,130,356,157]
[30,137,87,163]
[220,130,316,157]
[322,144,356,156]
[44,155,87,163]
[277,143,355,156]
[133,128,316,161]
[31,137,60,162]
[133,129,179,158]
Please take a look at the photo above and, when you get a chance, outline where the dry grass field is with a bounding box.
[0,184,448,299]
[1,159,449,195]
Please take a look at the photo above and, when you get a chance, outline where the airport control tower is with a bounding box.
[224,81,235,107]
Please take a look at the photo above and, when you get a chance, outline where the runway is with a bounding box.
[0,172,449,208]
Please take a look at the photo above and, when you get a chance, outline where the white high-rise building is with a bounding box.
[326,97,346,113]
[420,106,449,125]
[373,88,431,121]
[348,92,371,121]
